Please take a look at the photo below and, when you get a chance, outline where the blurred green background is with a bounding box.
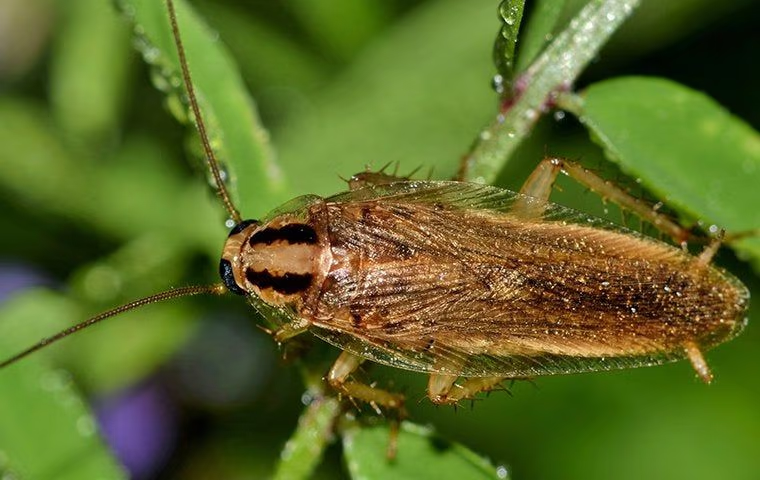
[0,0,758,479]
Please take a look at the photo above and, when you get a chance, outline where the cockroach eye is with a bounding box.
[219,258,246,296]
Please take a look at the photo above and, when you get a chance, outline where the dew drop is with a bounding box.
[149,68,171,92]
[523,108,538,121]
[492,74,505,94]
[225,218,236,229]
[76,415,97,437]
[553,110,566,121]
[39,369,71,393]
[218,165,229,183]
[497,465,510,479]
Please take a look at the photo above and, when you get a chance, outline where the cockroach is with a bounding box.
[0,0,749,418]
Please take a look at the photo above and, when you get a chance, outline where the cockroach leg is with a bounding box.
[348,166,417,191]
[327,351,406,459]
[518,157,692,244]
[427,374,507,405]
[697,229,725,266]
[427,373,458,404]
[327,351,406,412]
[684,340,713,384]
[273,320,310,344]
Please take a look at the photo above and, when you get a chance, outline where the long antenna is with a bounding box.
[1,2,242,370]
[0,284,227,369]
[166,0,242,224]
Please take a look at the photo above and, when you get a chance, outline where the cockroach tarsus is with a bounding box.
[0,0,750,437]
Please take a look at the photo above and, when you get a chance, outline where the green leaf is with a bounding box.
[117,0,290,217]
[283,0,391,62]
[493,0,526,89]
[462,0,641,184]
[0,293,126,480]
[50,0,134,152]
[276,1,498,195]
[194,1,328,95]
[0,98,220,254]
[515,0,569,73]
[574,76,760,268]
[343,422,505,479]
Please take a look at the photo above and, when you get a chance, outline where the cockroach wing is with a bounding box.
[306,181,747,378]
[261,194,323,222]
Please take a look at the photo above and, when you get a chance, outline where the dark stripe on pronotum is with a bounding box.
[249,223,318,246]
[219,259,246,296]
[228,219,258,237]
[246,269,313,295]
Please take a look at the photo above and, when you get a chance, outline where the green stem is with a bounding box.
[554,90,585,115]
[462,0,641,184]
[272,388,342,480]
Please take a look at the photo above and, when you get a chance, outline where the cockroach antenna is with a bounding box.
[166,0,242,225]
[0,286,227,369]
[0,0,238,370]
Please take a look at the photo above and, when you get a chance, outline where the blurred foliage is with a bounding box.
[0,0,758,479]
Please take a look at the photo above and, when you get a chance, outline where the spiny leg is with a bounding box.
[697,229,724,266]
[327,351,406,412]
[347,164,421,191]
[328,351,405,459]
[427,374,508,405]
[517,157,693,245]
[269,320,313,361]
[272,320,309,343]
[684,340,713,384]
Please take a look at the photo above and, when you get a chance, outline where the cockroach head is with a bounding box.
[219,216,327,304]
[220,219,260,295]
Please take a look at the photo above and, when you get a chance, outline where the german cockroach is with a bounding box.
[0,0,749,419]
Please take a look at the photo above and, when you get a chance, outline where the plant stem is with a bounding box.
[461,0,641,184]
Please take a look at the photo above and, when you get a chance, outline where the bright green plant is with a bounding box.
[0,0,758,478]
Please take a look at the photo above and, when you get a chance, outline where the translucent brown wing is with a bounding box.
[270,181,748,378]
[310,326,676,378]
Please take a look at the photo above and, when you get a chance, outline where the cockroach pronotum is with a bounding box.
[0,0,749,426]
